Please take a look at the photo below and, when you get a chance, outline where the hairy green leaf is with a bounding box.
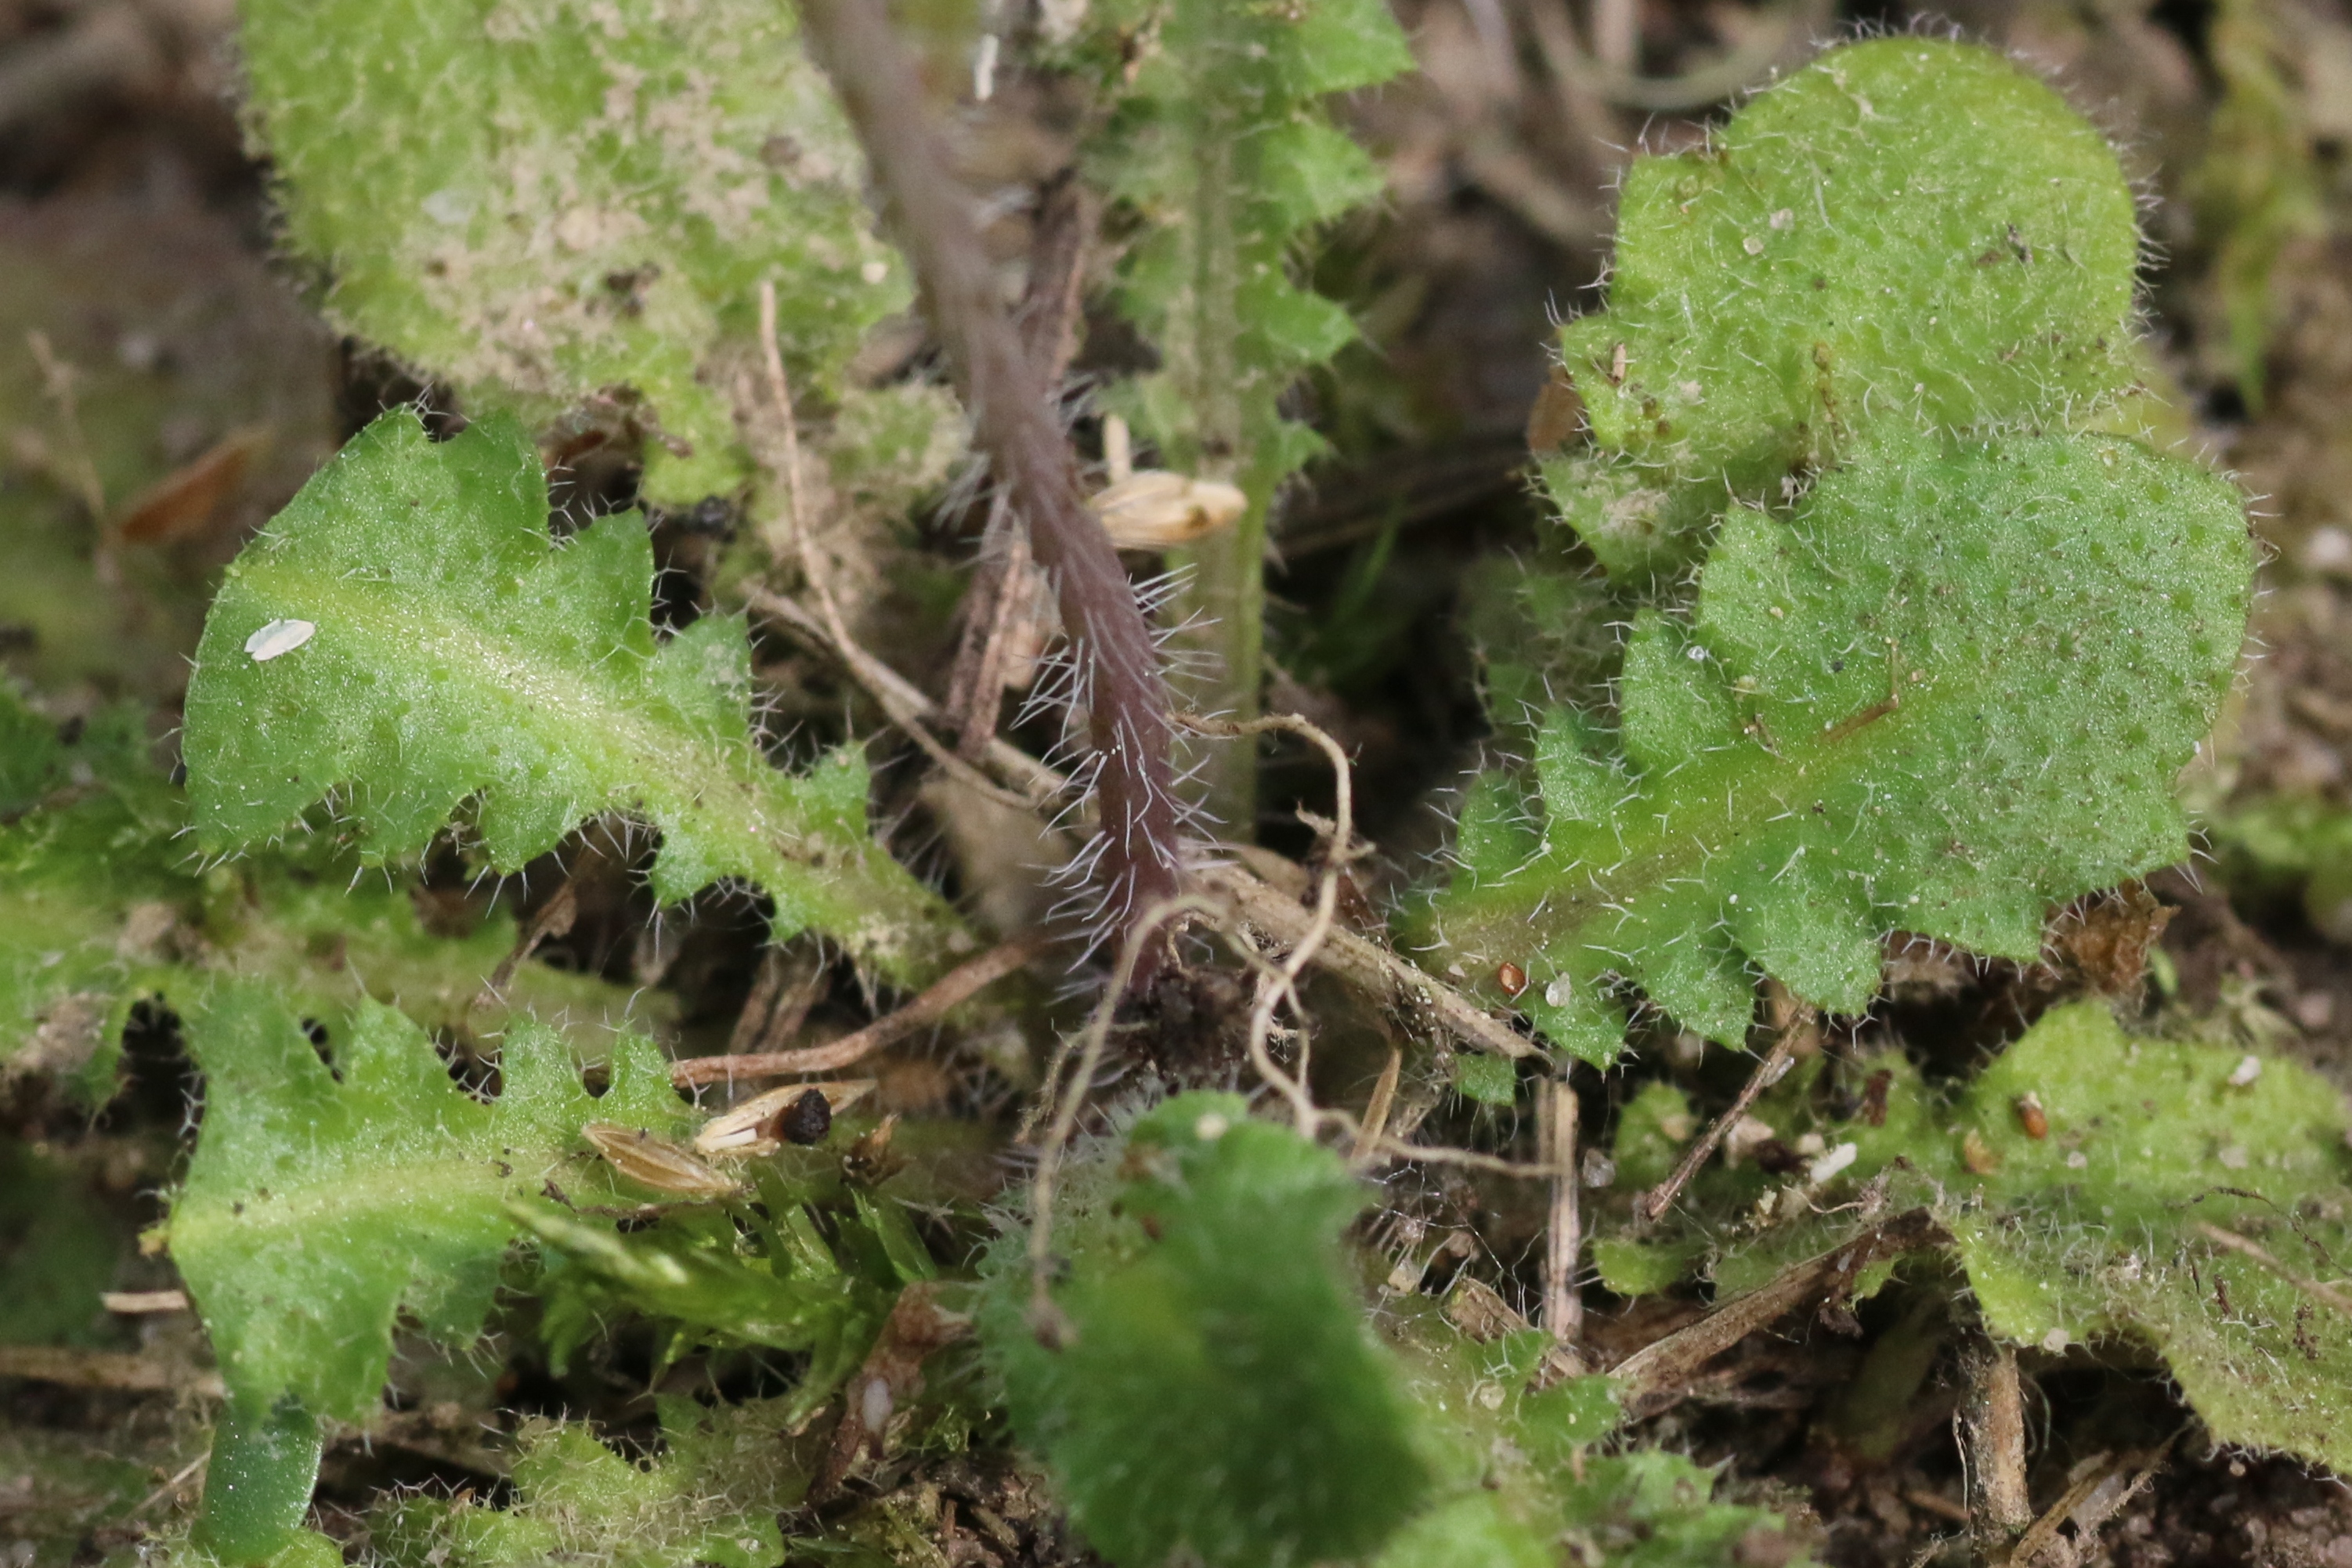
[235,0,901,502]
[1679,1003,2352,1470]
[1424,432,2250,1062]
[1551,39,2140,576]
[1378,1288,1808,1566]
[372,1401,814,1568]
[1951,1004,2352,1467]
[182,410,970,985]
[167,981,690,1425]
[981,1093,1429,1568]
[1,699,652,1089]
[193,1400,327,1566]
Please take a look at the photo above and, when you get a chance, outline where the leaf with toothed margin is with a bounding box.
[182,410,972,985]
[164,981,693,1428]
[1419,430,2251,1065]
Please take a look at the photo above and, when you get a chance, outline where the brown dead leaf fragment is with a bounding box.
[113,425,270,545]
[815,1281,973,1501]
[2044,881,2173,996]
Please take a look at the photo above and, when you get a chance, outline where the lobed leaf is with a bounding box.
[235,0,902,502]
[1087,0,1411,491]
[1377,1287,1808,1566]
[1425,432,2251,1062]
[167,981,691,1425]
[1549,39,2141,576]
[1,699,652,1089]
[1951,1004,2352,1467]
[981,1093,1429,1568]
[1659,1003,2352,1471]
[182,410,971,985]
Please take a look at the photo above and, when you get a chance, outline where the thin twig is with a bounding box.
[0,1343,224,1398]
[1532,0,1834,110]
[1639,987,1814,1223]
[673,932,1047,1088]
[471,880,577,1017]
[1541,1077,1584,1352]
[751,289,1042,819]
[1179,710,1356,1136]
[1606,1208,1948,1418]
[750,587,1072,811]
[1026,896,1223,1334]
[2008,1433,2177,1568]
[802,0,1183,967]
[1199,862,1537,1061]
[128,1453,209,1520]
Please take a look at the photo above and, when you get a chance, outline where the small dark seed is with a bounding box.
[1496,962,1529,998]
[779,1089,833,1145]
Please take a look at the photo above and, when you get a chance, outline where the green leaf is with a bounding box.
[167,980,689,1425]
[235,0,902,504]
[1378,1288,1806,1566]
[1592,1237,1702,1299]
[193,1400,324,1566]
[0,1140,132,1346]
[1553,38,2141,576]
[1,728,655,1089]
[1951,1004,2352,1468]
[1453,1052,1519,1107]
[1425,432,2250,1061]
[371,1401,812,1568]
[981,1093,1429,1568]
[182,410,970,985]
[1695,1003,2352,1471]
[1610,1082,1696,1191]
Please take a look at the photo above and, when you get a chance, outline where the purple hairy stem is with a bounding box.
[801,0,1182,970]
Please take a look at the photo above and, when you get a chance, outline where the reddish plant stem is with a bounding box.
[802,0,1181,964]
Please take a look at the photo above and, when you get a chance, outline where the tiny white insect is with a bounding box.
[1806,1141,1859,1185]
[244,619,316,662]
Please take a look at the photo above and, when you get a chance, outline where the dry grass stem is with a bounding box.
[0,1343,224,1398]
[1962,1337,2033,1548]
[1541,1078,1584,1353]
[1608,1208,1949,1418]
[674,932,1049,1088]
[1640,988,1815,1223]
[1353,1045,1404,1169]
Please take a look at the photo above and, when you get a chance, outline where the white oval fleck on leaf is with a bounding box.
[244,619,316,662]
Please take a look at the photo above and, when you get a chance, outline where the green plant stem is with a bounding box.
[1168,115,1263,833]
[193,1399,321,1564]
